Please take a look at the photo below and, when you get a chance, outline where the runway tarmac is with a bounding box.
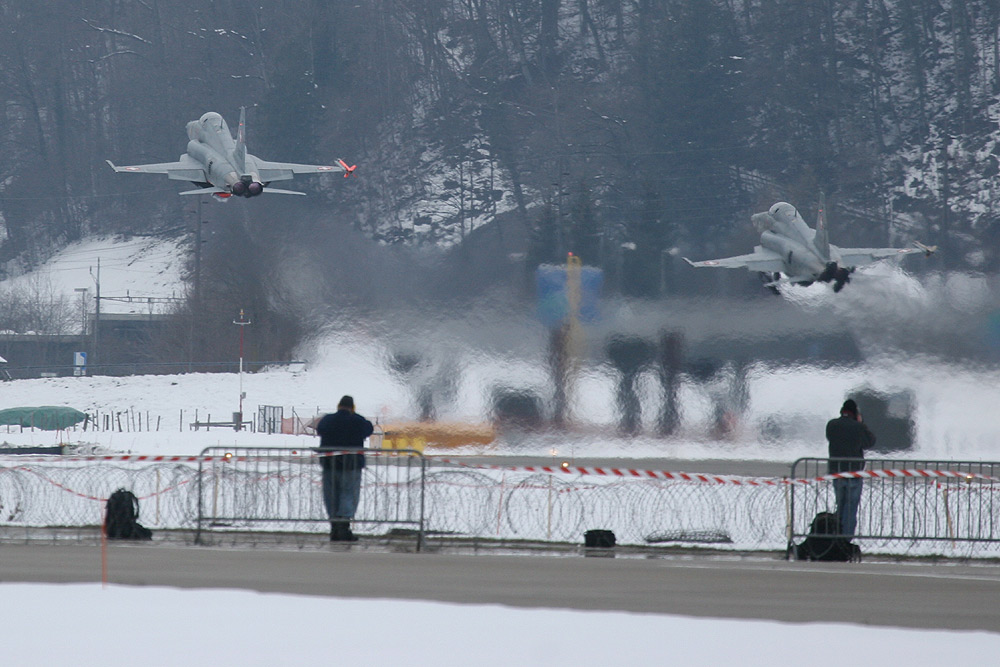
[3,543,999,632]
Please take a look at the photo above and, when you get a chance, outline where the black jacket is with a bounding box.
[826,414,876,473]
[316,409,374,471]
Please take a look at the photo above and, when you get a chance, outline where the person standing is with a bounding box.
[826,398,876,538]
[315,395,374,542]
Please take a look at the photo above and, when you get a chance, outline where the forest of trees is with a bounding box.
[2,0,999,307]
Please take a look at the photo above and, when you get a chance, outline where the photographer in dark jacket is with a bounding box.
[315,395,374,542]
[826,399,876,538]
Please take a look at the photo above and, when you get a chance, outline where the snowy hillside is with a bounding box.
[3,2,999,271]
[1,236,186,316]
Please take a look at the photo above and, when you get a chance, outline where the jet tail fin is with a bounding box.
[234,106,247,174]
[913,241,937,257]
[814,191,831,261]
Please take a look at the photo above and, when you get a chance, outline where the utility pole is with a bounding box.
[189,198,207,370]
[194,197,203,305]
[233,309,251,430]
[90,258,100,365]
[74,287,88,376]
[74,287,88,336]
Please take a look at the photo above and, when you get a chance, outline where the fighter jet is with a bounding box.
[106,107,356,198]
[683,197,935,292]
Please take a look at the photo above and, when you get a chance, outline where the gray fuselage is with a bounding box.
[185,112,261,195]
[755,202,840,279]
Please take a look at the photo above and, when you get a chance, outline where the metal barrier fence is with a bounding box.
[0,454,788,550]
[789,458,1000,554]
[0,459,200,538]
[258,406,283,434]
[4,453,1000,558]
[195,447,426,549]
[423,466,788,548]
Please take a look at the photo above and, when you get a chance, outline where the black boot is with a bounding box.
[342,522,359,542]
[330,521,344,542]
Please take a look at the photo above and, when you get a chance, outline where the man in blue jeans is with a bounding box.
[315,395,374,542]
[826,399,876,538]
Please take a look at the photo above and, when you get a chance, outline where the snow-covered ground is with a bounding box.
[3,351,1000,462]
[4,583,997,666]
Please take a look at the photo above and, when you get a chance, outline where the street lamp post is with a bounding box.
[73,287,89,377]
[74,287,88,336]
[233,309,251,430]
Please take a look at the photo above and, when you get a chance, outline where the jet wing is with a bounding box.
[106,155,206,182]
[836,246,926,268]
[683,246,785,273]
[262,187,306,196]
[252,157,343,182]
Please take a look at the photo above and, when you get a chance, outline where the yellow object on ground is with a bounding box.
[379,422,495,451]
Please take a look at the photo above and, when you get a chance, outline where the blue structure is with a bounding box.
[536,264,603,328]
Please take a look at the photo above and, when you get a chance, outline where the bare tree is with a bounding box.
[0,272,76,334]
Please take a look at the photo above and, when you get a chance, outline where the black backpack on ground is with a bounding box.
[105,488,153,540]
[793,512,860,562]
[584,529,616,548]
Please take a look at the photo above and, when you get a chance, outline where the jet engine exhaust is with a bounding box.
[818,262,838,284]
[833,267,852,293]
[817,261,853,292]
[231,180,263,197]
[816,262,853,292]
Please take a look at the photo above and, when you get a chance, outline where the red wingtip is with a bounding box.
[338,159,357,177]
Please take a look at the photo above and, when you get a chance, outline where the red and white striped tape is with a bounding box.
[2,453,997,486]
[0,450,404,464]
[0,454,230,464]
[15,465,193,502]
[433,458,1000,486]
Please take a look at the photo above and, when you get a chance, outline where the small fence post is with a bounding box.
[196,457,205,544]
[417,453,426,552]
[787,457,803,557]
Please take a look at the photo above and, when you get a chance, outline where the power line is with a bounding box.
[34,239,181,258]
[0,185,184,202]
[100,295,184,304]
[47,250,183,266]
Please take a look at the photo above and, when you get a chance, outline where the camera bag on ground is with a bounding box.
[584,529,616,548]
[105,488,153,540]
[793,511,860,562]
